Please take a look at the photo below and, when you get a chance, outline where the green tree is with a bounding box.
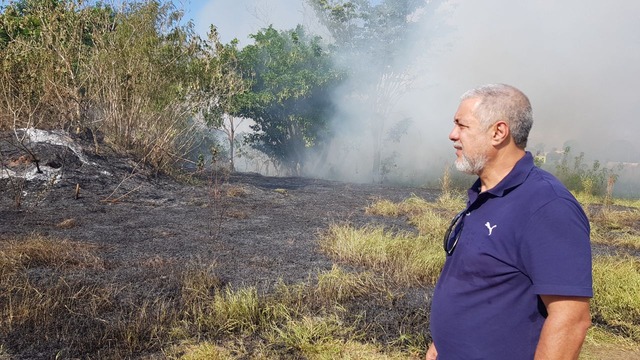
[235,25,342,175]
[196,26,248,171]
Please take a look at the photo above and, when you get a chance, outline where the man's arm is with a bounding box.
[535,295,591,360]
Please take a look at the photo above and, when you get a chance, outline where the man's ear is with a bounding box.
[491,121,510,145]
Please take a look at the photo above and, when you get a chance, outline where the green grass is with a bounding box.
[174,342,234,360]
[592,256,640,341]
[176,191,640,358]
[359,192,640,355]
[314,265,388,303]
[319,225,444,286]
[266,314,415,360]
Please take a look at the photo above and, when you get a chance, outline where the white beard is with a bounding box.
[455,153,487,175]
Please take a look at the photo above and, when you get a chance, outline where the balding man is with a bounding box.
[426,84,592,360]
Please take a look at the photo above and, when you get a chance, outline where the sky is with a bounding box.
[180,0,640,192]
[182,0,321,45]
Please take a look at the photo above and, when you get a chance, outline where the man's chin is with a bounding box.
[455,159,478,175]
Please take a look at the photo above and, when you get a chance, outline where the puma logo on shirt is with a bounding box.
[485,222,497,235]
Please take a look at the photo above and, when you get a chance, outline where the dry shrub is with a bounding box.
[582,325,640,359]
[0,235,103,271]
[0,345,9,360]
[227,210,249,219]
[0,274,119,344]
[0,238,427,359]
[590,208,640,249]
[409,207,451,238]
[593,208,640,230]
[141,255,178,268]
[365,196,432,218]
[273,188,288,195]
[226,186,248,197]
[365,199,401,217]
[0,235,181,358]
[56,218,78,229]
[173,341,234,360]
[366,195,464,224]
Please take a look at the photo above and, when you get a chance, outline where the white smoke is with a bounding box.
[310,0,640,190]
[190,0,640,193]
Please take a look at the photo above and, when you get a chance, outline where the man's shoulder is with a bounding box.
[508,166,584,216]
[524,166,574,198]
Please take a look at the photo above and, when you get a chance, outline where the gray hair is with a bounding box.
[461,84,533,149]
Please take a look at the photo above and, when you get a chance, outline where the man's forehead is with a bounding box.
[455,98,481,119]
[460,97,481,109]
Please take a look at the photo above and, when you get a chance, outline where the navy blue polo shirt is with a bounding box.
[429,152,592,360]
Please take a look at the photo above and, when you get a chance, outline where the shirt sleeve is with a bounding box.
[519,197,593,297]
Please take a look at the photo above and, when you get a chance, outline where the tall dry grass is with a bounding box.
[589,206,640,250]
[0,235,183,358]
[1,233,425,358]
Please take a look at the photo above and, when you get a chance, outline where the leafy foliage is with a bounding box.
[554,147,619,196]
[194,26,248,170]
[235,25,343,174]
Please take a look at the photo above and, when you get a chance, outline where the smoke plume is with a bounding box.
[191,0,640,194]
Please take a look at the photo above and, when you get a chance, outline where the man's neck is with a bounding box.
[478,149,526,192]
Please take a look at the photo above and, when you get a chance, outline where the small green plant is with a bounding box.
[554,147,619,196]
[196,153,205,171]
[268,314,355,356]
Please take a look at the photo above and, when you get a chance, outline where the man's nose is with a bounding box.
[449,126,458,141]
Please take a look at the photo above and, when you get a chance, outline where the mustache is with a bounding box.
[453,142,462,149]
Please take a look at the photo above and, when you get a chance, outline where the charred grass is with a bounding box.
[0,235,427,359]
[2,186,639,358]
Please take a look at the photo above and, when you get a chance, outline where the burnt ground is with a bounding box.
[0,131,439,358]
[2,131,639,359]
[0,133,438,288]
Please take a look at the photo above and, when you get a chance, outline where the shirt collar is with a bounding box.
[468,151,535,201]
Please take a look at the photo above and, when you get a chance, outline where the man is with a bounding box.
[426,84,592,360]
